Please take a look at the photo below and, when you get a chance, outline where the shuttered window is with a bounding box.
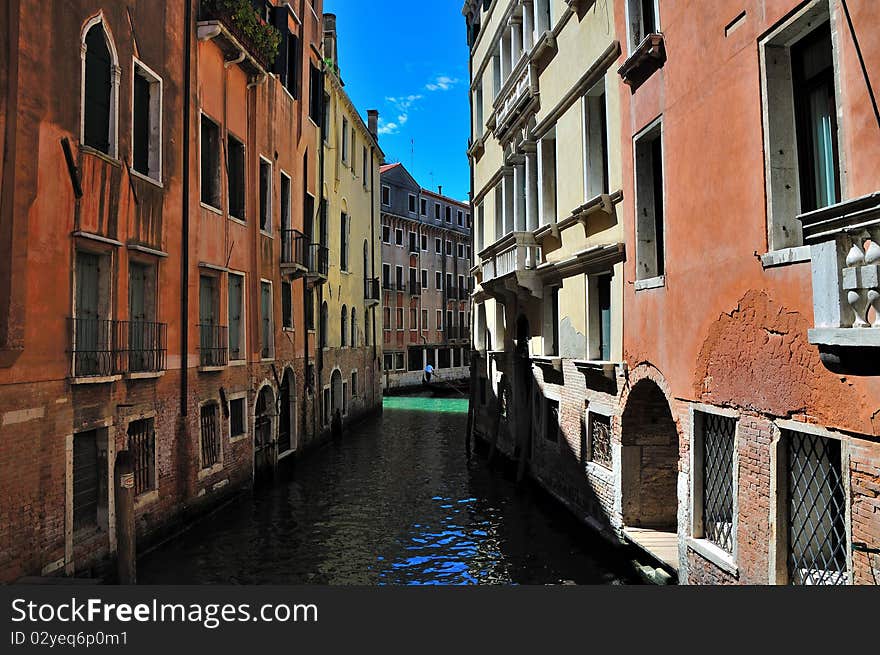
[73,430,99,531]
[260,282,272,358]
[83,26,112,154]
[228,274,243,360]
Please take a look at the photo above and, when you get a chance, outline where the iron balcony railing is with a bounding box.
[69,317,122,378]
[365,278,380,301]
[198,323,229,368]
[306,243,329,277]
[281,229,307,268]
[69,318,167,378]
[382,279,394,290]
[121,320,167,373]
[198,0,278,71]
[459,286,470,299]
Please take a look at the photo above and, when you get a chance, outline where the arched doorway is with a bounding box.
[330,369,343,416]
[278,369,296,456]
[620,380,679,528]
[254,386,276,479]
[513,314,533,476]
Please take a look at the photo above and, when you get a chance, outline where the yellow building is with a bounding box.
[464,0,626,539]
[318,14,384,430]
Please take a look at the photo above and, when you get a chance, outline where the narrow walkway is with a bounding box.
[623,528,679,572]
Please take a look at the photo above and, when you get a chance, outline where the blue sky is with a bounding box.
[324,0,471,202]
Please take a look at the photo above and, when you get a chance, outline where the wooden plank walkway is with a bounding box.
[623,527,679,572]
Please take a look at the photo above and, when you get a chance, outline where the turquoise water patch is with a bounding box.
[383,395,469,414]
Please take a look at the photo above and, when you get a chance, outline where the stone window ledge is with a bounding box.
[686,537,738,577]
[70,375,122,386]
[618,33,666,89]
[808,327,880,348]
[634,275,665,291]
[125,371,165,381]
[760,246,812,269]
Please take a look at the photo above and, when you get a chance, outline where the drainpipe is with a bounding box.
[181,0,192,418]
[316,66,327,432]
[370,144,377,363]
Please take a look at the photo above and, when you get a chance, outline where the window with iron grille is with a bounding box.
[128,419,156,497]
[587,412,613,469]
[200,403,221,470]
[785,429,848,585]
[695,411,736,554]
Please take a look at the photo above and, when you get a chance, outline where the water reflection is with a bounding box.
[139,395,637,585]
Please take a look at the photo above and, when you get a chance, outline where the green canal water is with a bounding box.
[138,395,638,585]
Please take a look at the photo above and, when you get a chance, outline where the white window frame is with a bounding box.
[80,13,120,160]
[227,270,247,364]
[381,184,391,206]
[688,403,740,576]
[633,116,666,289]
[259,155,273,236]
[227,391,249,444]
[259,278,274,361]
[130,57,162,184]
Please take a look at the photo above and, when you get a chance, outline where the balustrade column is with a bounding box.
[514,162,527,232]
[525,149,539,233]
[502,169,515,236]
[500,25,511,81]
[523,1,535,52]
[511,17,523,63]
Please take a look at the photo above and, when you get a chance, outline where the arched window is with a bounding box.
[320,301,328,348]
[82,19,118,156]
[341,305,348,347]
[350,308,357,348]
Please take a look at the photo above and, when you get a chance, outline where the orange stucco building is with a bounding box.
[0,0,335,582]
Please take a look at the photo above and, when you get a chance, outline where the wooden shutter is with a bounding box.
[83,27,112,153]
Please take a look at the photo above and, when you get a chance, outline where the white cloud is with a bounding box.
[383,95,422,133]
[377,119,399,135]
[425,76,459,92]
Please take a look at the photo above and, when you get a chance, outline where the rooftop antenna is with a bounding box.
[410,138,415,171]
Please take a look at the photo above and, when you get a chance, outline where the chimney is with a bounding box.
[438,185,443,196]
[323,13,338,72]
[367,110,379,140]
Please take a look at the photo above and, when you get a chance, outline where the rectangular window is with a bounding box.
[228,273,244,361]
[382,224,391,243]
[383,353,393,370]
[436,310,443,330]
[395,265,404,290]
[259,158,272,233]
[127,261,158,373]
[383,307,391,330]
[446,274,453,294]
[420,234,428,251]
[584,83,610,199]
[396,307,404,330]
[693,411,736,554]
[132,61,161,180]
[306,288,315,330]
[72,429,104,532]
[281,280,292,329]
[421,309,428,331]
[784,429,847,585]
[634,122,664,281]
[409,266,418,292]
[200,403,221,469]
[280,172,291,233]
[421,269,428,289]
[457,243,464,259]
[341,116,350,163]
[545,399,559,442]
[474,84,484,138]
[588,273,613,361]
[227,134,246,221]
[408,193,417,214]
[362,147,369,188]
[309,63,322,123]
[539,133,557,225]
[446,240,452,256]
[229,397,246,439]
[199,274,225,368]
[382,263,391,288]
[200,115,221,208]
[260,281,273,359]
[128,419,156,496]
[382,185,391,206]
[394,352,405,370]
[410,308,417,331]
[340,212,350,271]
[284,31,301,98]
[627,0,659,52]
[435,202,441,220]
[436,271,442,289]
[446,310,454,336]
[420,198,428,215]
[457,209,464,226]
[351,371,358,397]
[395,229,403,246]
[445,206,452,223]
[435,237,442,254]
[409,231,418,253]
[476,202,485,251]
[586,412,612,469]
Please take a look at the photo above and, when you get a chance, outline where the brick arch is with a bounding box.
[619,365,680,529]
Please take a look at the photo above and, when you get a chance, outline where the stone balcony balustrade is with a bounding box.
[479,231,542,300]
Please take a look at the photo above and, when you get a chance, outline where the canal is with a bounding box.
[139,395,640,585]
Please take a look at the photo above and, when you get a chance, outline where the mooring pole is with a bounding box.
[114,450,136,584]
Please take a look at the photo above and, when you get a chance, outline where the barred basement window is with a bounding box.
[694,411,736,554]
[200,403,221,469]
[587,412,612,469]
[128,419,156,496]
[785,429,848,585]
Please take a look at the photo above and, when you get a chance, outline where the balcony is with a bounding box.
[493,57,538,142]
[197,0,280,78]
[479,232,543,300]
[69,318,167,382]
[281,229,308,276]
[198,323,229,370]
[798,192,880,356]
[618,33,666,90]
[305,243,329,281]
[458,286,470,300]
[365,278,380,306]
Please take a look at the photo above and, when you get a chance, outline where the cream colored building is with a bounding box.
[318,14,384,429]
[464,0,627,545]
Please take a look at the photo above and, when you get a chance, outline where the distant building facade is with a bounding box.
[379,164,472,390]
